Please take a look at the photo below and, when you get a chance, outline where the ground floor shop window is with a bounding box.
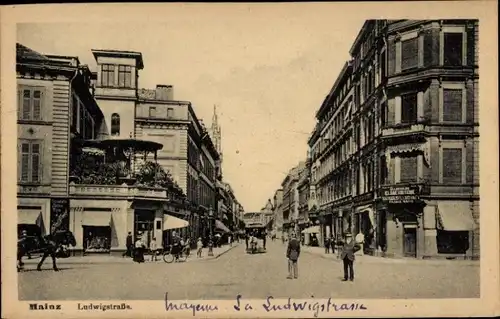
[437,230,469,254]
[83,226,111,253]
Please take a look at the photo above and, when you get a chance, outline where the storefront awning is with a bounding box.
[163,214,189,230]
[386,141,431,167]
[18,210,42,225]
[301,225,320,234]
[355,206,375,227]
[82,211,112,227]
[215,219,231,233]
[437,202,476,231]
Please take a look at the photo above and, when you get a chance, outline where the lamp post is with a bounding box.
[208,206,214,256]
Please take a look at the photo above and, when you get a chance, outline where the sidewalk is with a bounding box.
[300,245,479,266]
[22,244,239,265]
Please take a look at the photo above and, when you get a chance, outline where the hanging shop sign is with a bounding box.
[379,185,420,203]
[50,198,70,230]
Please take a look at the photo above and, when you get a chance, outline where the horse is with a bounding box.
[17,230,76,272]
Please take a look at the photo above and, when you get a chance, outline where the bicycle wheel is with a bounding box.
[163,252,174,263]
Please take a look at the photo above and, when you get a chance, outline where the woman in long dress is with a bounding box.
[134,235,145,263]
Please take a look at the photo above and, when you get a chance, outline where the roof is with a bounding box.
[16,43,50,62]
[91,49,144,69]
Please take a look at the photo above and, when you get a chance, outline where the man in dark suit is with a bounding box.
[123,232,133,258]
[286,233,301,279]
[340,234,361,281]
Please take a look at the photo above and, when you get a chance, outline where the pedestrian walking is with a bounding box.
[228,234,232,247]
[133,234,146,263]
[245,233,249,250]
[123,232,133,258]
[330,236,335,254]
[324,237,330,254]
[340,234,361,282]
[286,233,300,279]
[149,237,158,262]
[197,237,203,258]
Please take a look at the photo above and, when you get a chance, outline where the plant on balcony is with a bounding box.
[135,161,187,201]
[70,153,125,185]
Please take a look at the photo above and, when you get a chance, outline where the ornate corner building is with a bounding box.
[309,19,479,259]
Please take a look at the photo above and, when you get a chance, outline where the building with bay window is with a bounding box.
[310,19,479,259]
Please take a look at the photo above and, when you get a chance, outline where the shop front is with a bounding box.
[377,184,426,258]
[70,188,168,255]
[353,204,376,254]
[422,200,477,259]
[17,198,51,237]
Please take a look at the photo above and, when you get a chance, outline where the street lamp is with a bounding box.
[208,206,214,256]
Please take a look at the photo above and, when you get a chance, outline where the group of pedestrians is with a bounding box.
[122,231,198,263]
[285,232,361,281]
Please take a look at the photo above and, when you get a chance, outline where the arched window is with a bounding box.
[111,113,120,136]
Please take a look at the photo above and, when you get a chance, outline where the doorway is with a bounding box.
[403,226,417,257]
[134,209,155,248]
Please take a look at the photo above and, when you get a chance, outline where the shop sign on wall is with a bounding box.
[380,185,420,203]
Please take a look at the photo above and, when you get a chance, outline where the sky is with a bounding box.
[16,5,364,212]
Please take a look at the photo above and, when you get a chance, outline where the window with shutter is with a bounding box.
[33,90,41,120]
[444,33,463,66]
[400,155,418,182]
[19,141,42,183]
[19,88,43,121]
[442,148,463,184]
[401,92,418,124]
[31,143,40,182]
[401,38,419,70]
[22,90,31,120]
[21,143,30,182]
[443,89,463,122]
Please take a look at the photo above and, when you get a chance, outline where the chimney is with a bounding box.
[155,85,174,101]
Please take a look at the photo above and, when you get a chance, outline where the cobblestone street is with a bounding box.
[18,241,479,300]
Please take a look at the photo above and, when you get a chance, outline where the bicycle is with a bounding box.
[163,245,190,263]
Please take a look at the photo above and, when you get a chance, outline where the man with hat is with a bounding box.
[286,232,301,279]
[340,233,361,282]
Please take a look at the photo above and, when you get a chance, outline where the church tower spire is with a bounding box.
[210,104,222,159]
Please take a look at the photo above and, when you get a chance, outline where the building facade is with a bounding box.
[17,44,226,254]
[281,162,305,235]
[272,189,284,236]
[16,44,104,239]
[310,19,479,259]
[297,160,311,234]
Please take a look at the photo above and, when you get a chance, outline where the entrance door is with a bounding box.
[135,210,155,248]
[403,227,417,257]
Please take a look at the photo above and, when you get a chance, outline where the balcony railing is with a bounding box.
[69,183,169,200]
[382,123,426,137]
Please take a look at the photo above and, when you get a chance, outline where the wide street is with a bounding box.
[18,240,479,300]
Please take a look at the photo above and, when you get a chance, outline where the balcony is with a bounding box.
[381,123,427,141]
[69,183,169,201]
